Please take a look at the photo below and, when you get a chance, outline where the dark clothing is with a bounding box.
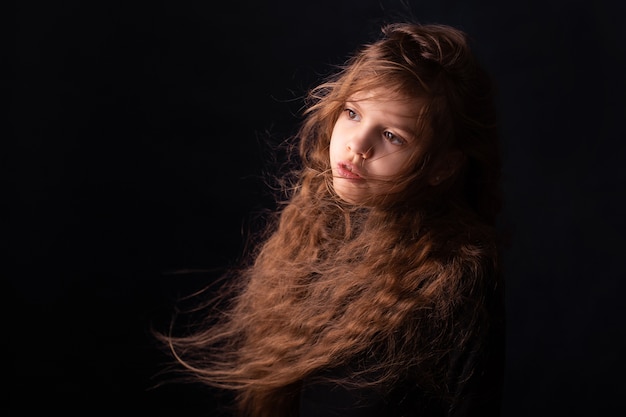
[299,278,506,417]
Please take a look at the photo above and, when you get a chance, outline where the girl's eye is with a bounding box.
[346,108,360,121]
[384,131,406,145]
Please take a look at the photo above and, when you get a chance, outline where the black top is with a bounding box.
[299,280,506,417]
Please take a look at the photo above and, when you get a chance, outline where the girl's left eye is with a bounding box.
[384,131,406,145]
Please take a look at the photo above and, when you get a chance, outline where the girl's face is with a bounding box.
[329,88,428,205]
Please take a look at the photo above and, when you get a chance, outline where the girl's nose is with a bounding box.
[347,131,374,159]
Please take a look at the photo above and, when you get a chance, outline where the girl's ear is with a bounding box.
[428,149,466,186]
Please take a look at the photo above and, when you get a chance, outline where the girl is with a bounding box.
[157,22,505,417]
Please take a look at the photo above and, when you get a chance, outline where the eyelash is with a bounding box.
[384,131,406,145]
[344,108,406,146]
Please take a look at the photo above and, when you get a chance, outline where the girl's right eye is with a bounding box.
[345,108,360,121]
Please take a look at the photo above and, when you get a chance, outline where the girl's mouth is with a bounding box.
[336,162,364,179]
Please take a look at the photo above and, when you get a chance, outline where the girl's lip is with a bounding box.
[336,162,364,179]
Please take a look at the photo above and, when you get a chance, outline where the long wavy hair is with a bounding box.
[155,22,503,417]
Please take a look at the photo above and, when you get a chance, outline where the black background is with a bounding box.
[9,0,626,415]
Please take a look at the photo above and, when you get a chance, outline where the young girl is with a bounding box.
[157,22,505,417]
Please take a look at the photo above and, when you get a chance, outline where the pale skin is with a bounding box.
[329,88,429,204]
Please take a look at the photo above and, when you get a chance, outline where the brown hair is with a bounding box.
[156,22,503,417]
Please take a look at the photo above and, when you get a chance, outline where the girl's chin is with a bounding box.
[333,182,367,205]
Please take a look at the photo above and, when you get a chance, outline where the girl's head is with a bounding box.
[298,22,501,222]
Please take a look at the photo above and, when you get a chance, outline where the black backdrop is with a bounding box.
[9,0,626,415]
